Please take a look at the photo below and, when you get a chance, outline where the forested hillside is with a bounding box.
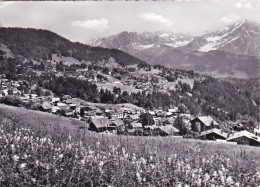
[0,28,146,66]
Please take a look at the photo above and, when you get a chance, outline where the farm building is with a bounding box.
[39,102,52,112]
[199,128,227,140]
[190,116,219,133]
[88,117,110,132]
[158,125,180,136]
[227,130,260,146]
[130,122,143,129]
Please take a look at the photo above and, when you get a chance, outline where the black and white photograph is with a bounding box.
[0,0,259,186]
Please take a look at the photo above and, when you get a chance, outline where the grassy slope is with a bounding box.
[0,104,259,160]
[0,104,88,133]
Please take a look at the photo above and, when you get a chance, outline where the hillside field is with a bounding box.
[0,104,260,186]
[0,104,87,133]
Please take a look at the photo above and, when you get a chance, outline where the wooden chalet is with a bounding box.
[199,128,227,140]
[227,130,260,146]
[158,125,180,136]
[88,117,110,132]
[39,102,52,112]
[190,116,219,133]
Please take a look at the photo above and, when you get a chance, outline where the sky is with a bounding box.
[0,1,259,43]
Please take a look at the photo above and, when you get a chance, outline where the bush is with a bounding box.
[1,95,22,106]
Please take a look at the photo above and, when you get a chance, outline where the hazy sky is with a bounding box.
[0,1,259,43]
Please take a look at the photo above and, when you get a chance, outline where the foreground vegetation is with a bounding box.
[0,115,260,186]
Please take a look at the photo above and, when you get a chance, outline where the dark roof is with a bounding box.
[159,125,180,135]
[190,116,219,127]
[90,117,110,129]
[200,128,227,139]
[110,119,124,127]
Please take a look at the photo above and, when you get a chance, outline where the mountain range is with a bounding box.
[89,20,260,79]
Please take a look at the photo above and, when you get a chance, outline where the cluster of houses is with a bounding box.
[190,116,260,146]
[1,77,260,147]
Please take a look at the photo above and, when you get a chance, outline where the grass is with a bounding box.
[0,104,87,133]
[0,104,260,186]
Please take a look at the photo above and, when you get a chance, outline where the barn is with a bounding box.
[88,117,110,132]
[227,130,260,146]
[190,116,219,133]
[199,128,227,140]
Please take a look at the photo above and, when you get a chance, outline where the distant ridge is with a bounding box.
[89,20,260,79]
[0,27,147,67]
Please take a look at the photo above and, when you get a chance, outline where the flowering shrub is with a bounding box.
[0,116,260,186]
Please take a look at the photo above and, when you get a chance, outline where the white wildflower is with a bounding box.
[31,178,36,183]
[136,172,142,183]
[80,159,85,165]
[140,157,146,165]
[204,173,210,182]
[226,176,234,185]
[13,155,19,162]
[99,161,104,167]
[59,154,63,159]
[19,163,26,170]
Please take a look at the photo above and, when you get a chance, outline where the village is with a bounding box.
[1,76,260,147]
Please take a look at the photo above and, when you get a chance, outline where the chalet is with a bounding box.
[88,117,110,132]
[39,102,52,112]
[52,97,60,103]
[199,128,227,140]
[168,107,181,115]
[158,125,180,136]
[51,106,60,114]
[110,118,124,127]
[29,94,38,100]
[227,130,260,146]
[190,116,219,133]
[131,114,140,121]
[130,122,143,129]
[69,104,77,110]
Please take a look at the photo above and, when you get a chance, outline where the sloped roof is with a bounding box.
[159,125,179,135]
[41,102,52,110]
[110,119,124,127]
[191,116,219,127]
[227,130,260,142]
[168,107,180,113]
[90,117,110,129]
[131,122,143,128]
[200,128,227,139]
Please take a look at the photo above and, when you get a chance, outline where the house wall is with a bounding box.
[201,133,226,140]
[190,119,206,133]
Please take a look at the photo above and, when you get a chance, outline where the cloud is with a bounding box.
[139,12,172,27]
[72,18,109,31]
[236,2,242,8]
[235,2,252,9]
[221,14,240,23]
[244,2,252,9]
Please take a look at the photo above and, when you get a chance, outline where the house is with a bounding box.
[39,102,52,112]
[130,122,143,129]
[110,118,124,127]
[158,125,180,136]
[52,97,60,103]
[199,128,227,140]
[227,130,260,146]
[190,116,220,133]
[168,107,181,115]
[88,117,110,132]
